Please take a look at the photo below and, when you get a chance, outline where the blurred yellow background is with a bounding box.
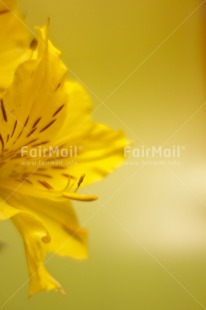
[1,0,206,309]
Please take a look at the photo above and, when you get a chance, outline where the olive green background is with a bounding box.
[1,0,206,309]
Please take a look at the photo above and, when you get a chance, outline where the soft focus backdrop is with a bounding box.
[1,0,206,309]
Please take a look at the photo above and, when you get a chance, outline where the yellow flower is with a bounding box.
[0,4,127,297]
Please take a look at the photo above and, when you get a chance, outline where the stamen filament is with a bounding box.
[63,192,98,201]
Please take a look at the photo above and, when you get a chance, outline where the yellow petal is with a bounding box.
[0,25,67,150]
[68,123,127,186]
[0,26,68,190]
[12,212,64,296]
[0,0,32,91]
[54,81,128,185]
[0,0,15,11]
[2,190,88,295]
[10,193,88,258]
[0,197,19,220]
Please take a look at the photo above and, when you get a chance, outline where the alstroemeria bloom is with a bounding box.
[0,4,127,297]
